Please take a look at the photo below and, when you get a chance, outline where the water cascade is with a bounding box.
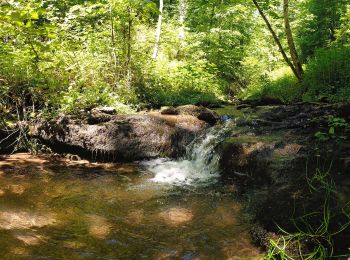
[143,120,233,185]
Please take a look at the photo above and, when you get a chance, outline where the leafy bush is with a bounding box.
[59,84,135,114]
[135,59,227,107]
[262,76,303,104]
[303,47,350,103]
[239,67,304,104]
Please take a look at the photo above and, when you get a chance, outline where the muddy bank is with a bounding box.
[28,106,219,162]
[214,104,350,255]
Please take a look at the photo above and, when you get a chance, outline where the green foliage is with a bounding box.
[241,46,350,105]
[0,0,349,117]
[187,1,253,82]
[315,116,349,143]
[297,0,348,62]
[239,67,304,104]
[262,75,303,104]
[303,47,350,103]
[335,6,350,47]
[136,59,227,107]
[239,0,350,105]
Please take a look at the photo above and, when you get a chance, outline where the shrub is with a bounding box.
[59,83,135,114]
[135,59,228,107]
[239,67,304,104]
[303,47,350,103]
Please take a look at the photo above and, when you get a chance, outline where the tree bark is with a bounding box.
[178,0,186,45]
[252,0,302,81]
[126,7,132,87]
[152,0,163,59]
[283,0,304,79]
[110,3,119,82]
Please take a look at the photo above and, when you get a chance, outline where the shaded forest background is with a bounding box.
[0,0,349,119]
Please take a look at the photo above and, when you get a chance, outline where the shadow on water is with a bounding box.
[0,153,262,259]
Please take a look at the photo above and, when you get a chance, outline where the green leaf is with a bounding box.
[30,12,39,20]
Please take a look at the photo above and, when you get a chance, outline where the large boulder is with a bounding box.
[29,113,209,162]
[161,105,220,126]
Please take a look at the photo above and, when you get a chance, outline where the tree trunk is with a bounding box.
[152,0,163,59]
[110,3,119,82]
[126,7,132,87]
[252,0,301,81]
[283,0,304,79]
[177,0,186,57]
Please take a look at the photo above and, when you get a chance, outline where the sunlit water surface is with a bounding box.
[0,152,261,260]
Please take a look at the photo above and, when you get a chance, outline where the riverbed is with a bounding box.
[0,153,262,259]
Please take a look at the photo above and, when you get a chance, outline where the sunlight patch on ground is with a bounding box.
[206,205,240,227]
[126,209,144,225]
[63,240,86,249]
[11,247,28,256]
[274,143,302,156]
[159,208,193,226]
[14,231,46,245]
[0,153,138,175]
[8,184,26,195]
[0,210,56,230]
[155,250,179,260]
[222,234,262,260]
[87,214,113,239]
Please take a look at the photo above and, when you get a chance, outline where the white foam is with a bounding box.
[142,120,233,186]
[143,158,219,185]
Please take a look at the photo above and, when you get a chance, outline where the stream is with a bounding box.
[0,121,262,259]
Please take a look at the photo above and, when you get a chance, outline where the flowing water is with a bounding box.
[0,123,261,259]
[143,123,233,186]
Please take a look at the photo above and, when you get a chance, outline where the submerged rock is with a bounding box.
[29,112,210,161]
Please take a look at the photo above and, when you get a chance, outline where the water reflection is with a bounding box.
[0,153,262,259]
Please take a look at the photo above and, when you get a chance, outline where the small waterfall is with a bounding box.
[142,120,233,185]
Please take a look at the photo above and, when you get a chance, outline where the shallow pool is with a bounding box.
[0,153,261,259]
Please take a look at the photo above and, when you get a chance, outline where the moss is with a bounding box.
[213,106,247,118]
[224,135,280,145]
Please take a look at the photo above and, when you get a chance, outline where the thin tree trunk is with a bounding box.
[126,10,132,67]
[152,0,163,59]
[283,0,304,79]
[110,3,119,82]
[178,0,186,45]
[126,7,132,87]
[252,0,301,81]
